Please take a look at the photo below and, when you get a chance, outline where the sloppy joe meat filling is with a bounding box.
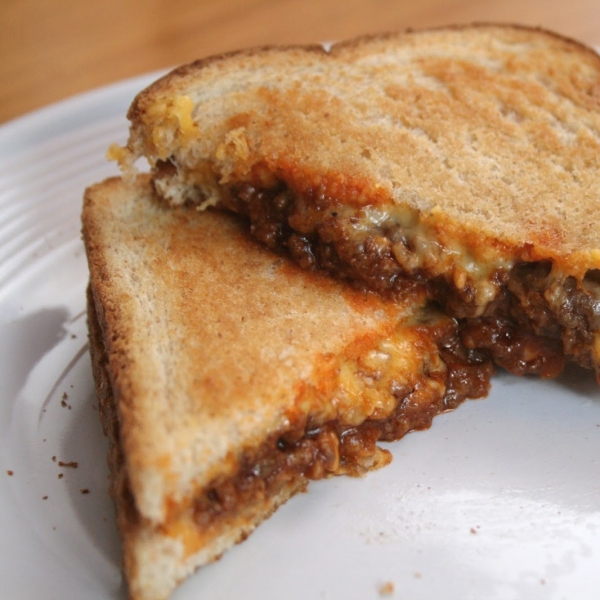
[186,176,597,378]
[189,323,492,535]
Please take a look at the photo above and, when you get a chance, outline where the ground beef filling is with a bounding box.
[212,180,599,378]
[192,328,492,530]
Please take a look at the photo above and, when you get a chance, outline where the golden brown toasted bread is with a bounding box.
[83,175,491,600]
[115,24,600,380]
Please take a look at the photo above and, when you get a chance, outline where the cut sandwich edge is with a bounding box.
[86,241,493,600]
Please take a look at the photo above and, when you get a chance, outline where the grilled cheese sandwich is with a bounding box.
[116,24,600,380]
[83,174,491,600]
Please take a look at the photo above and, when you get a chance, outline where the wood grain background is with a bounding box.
[1,0,600,124]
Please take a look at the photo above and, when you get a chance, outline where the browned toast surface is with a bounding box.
[124,25,600,266]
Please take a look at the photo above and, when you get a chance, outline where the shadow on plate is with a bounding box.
[553,362,600,401]
[0,307,70,406]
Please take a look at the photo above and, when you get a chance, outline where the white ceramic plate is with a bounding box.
[1,74,600,600]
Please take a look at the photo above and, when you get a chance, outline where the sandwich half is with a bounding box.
[83,175,491,600]
[114,24,600,381]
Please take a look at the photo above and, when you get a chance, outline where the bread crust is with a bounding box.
[129,23,600,123]
[87,289,309,600]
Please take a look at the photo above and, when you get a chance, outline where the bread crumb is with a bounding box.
[6,470,13,476]
[58,461,78,468]
[42,496,48,500]
[80,488,90,495]
[61,392,72,410]
[414,572,422,579]
[470,527,477,534]
[379,581,395,596]
[58,474,64,479]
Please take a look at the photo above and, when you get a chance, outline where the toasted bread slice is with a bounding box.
[115,24,600,379]
[83,175,491,600]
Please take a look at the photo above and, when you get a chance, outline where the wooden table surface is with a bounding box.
[2,0,600,125]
